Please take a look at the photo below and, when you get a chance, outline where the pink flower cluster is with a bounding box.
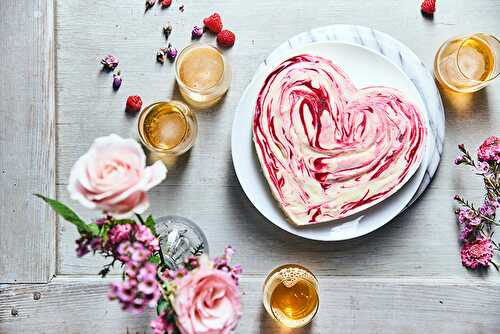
[107,223,161,314]
[461,238,494,269]
[456,207,481,241]
[454,136,500,270]
[477,136,500,163]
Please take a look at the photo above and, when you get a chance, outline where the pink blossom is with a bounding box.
[477,161,490,174]
[135,224,159,252]
[459,224,474,241]
[68,134,167,218]
[108,224,133,245]
[173,258,242,334]
[454,155,465,165]
[477,136,500,163]
[151,312,175,334]
[460,238,494,269]
[108,263,160,314]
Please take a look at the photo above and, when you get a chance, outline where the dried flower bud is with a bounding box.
[113,71,122,90]
[191,25,203,39]
[145,0,156,11]
[156,50,166,63]
[100,54,119,71]
[458,143,465,152]
[163,23,172,39]
[179,4,184,12]
[454,194,463,202]
[166,43,177,60]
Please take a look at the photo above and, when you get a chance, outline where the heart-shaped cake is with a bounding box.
[253,54,427,226]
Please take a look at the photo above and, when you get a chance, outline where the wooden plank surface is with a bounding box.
[0,0,56,283]
[54,0,500,277]
[1,276,500,334]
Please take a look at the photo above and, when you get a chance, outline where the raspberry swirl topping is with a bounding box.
[253,54,427,226]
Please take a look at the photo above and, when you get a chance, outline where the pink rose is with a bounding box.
[174,258,242,334]
[68,134,167,217]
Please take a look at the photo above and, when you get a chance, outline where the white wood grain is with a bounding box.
[53,0,500,277]
[0,0,56,283]
[1,276,499,334]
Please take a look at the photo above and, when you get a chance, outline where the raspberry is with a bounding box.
[216,29,235,47]
[161,0,171,7]
[126,96,143,113]
[203,13,223,33]
[421,0,436,15]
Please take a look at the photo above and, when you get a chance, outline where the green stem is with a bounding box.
[135,213,145,225]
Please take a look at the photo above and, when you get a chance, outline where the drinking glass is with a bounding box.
[262,264,319,328]
[137,101,198,156]
[175,43,231,108]
[155,215,209,269]
[434,33,499,93]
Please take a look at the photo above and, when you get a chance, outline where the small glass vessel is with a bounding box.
[175,43,231,108]
[155,215,209,269]
[434,33,499,93]
[262,264,319,328]
[137,101,197,156]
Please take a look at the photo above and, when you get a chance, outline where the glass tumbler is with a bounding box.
[434,33,499,93]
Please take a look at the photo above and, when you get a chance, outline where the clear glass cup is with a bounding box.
[137,101,197,156]
[434,33,499,93]
[262,264,319,328]
[155,215,209,270]
[175,43,231,108]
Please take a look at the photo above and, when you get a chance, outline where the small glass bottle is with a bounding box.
[175,43,231,108]
[137,101,198,156]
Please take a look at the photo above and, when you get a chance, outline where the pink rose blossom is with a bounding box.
[460,238,494,269]
[477,136,500,163]
[174,257,242,334]
[68,134,167,218]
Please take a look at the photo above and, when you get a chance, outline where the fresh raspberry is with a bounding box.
[126,96,143,113]
[421,0,436,15]
[161,0,172,7]
[216,29,235,47]
[203,13,223,33]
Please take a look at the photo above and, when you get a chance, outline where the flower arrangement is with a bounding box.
[36,134,242,334]
[454,136,500,270]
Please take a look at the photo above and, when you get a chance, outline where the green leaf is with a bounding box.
[156,298,170,315]
[148,254,161,264]
[35,194,91,235]
[87,223,100,235]
[144,215,157,235]
[113,219,136,225]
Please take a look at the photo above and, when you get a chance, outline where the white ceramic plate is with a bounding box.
[231,41,432,241]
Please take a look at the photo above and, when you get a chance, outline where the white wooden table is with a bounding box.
[1,0,500,332]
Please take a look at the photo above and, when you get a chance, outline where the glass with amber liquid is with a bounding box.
[175,43,231,108]
[138,101,197,156]
[434,33,499,93]
[262,264,319,328]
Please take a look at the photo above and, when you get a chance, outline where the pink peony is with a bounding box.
[68,134,167,218]
[477,136,500,163]
[460,238,494,269]
[174,257,242,334]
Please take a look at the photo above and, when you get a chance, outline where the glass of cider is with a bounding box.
[137,101,198,156]
[175,43,231,108]
[262,264,319,328]
[434,33,499,93]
